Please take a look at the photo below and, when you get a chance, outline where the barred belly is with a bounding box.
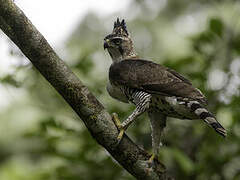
[113,86,226,137]
[149,95,198,120]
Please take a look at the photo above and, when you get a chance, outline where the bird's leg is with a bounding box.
[112,113,125,139]
[112,113,121,128]
[149,125,165,165]
[112,90,151,142]
[148,112,166,167]
[112,107,146,142]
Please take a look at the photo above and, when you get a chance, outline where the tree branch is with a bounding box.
[0,0,168,179]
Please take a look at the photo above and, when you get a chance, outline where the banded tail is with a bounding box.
[187,101,227,137]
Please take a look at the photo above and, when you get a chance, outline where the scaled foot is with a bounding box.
[147,153,159,173]
[112,113,126,143]
[148,153,156,167]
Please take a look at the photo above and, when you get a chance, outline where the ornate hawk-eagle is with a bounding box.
[104,18,226,163]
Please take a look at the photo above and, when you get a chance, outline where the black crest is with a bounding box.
[112,18,129,37]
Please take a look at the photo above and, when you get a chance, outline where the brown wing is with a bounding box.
[109,59,207,104]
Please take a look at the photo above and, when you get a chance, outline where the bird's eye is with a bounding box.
[112,38,122,45]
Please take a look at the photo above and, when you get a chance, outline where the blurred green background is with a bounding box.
[0,0,240,179]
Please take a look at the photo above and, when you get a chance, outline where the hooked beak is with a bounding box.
[103,39,109,49]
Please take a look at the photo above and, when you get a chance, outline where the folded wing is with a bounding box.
[109,59,207,104]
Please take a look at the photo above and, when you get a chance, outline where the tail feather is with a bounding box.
[204,117,227,137]
[188,101,227,137]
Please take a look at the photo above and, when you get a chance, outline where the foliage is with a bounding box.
[0,0,240,179]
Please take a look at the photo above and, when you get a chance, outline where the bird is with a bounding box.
[103,18,227,164]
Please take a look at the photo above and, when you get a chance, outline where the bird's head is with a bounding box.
[104,18,137,62]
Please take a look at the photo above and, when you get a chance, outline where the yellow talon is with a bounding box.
[146,154,156,174]
[112,113,121,128]
[148,154,156,164]
[117,128,125,140]
[112,113,125,143]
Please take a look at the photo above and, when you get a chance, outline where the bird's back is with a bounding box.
[109,58,206,104]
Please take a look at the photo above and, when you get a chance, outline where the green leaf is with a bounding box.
[209,18,223,37]
[172,148,195,175]
[0,74,21,87]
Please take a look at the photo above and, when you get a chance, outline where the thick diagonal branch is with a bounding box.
[0,0,167,179]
